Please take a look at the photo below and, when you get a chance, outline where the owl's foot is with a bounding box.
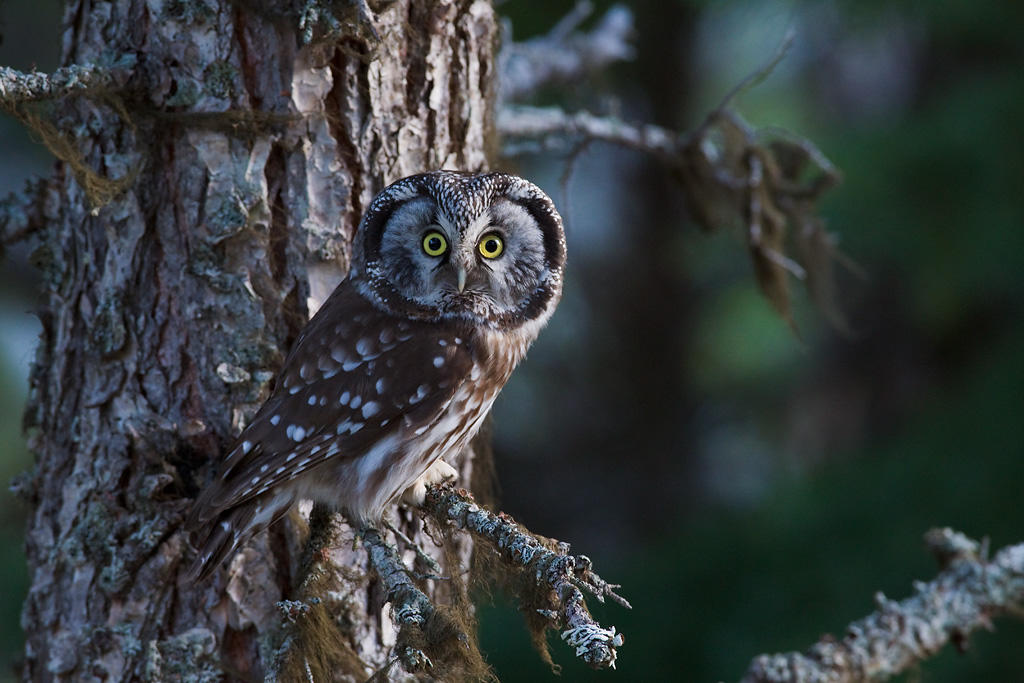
[402,459,458,508]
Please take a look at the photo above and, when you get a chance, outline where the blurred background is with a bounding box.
[1,0,1022,681]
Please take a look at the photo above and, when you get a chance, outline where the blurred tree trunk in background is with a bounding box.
[16,0,496,679]
[513,3,701,541]
[608,2,701,522]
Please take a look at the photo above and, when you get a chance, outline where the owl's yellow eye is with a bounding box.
[478,233,504,259]
[422,230,448,256]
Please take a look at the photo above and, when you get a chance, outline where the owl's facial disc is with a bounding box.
[429,200,549,320]
[369,197,547,323]
[356,172,566,328]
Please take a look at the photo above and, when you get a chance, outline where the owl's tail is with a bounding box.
[186,494,293,582]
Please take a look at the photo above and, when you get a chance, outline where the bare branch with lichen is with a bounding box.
[275,485,629,676]
[499,1,635,103]
[360,525,448,674]
[424,484,629,670]
[0,56,140,212]
[269,504,367,682]
[499,100,845,329]
[741,528,1024,683]
[498,30,858,330]
[272,503,491,681]
[0,55,136,108]
[498,104,680,159]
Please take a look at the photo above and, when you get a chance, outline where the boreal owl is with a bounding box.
[187,170,566,579]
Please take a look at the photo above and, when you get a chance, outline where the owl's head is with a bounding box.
[350,171,566,329]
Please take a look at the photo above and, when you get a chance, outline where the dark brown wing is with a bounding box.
[189,278,476,523]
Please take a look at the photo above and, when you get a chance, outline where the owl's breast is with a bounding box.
[272,313,535,521]
[327,361,500,520]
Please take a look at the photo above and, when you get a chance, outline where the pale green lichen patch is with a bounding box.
[61,500,116,567]
[28,242,64,290]
[98,514,174,594]
[203,61,237,100]
[187,243,240,293]
[207,195,248,243]
[162,0,215,25]
[165,79,200,108]
[144,628,221,682]
[90,290,128,357]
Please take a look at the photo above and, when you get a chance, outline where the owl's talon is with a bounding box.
[401,460,458,508]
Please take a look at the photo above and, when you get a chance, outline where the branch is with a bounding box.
[269,504,367,682]
[497,30,857,332]
[360,525,446,673]
[497,100,846,331]
[0,55,136,108]
[499,2,635,103]
[498,104,680,160]
[0,56,139,212]
[741,529,1024,683]
[274,487,627,677]
[423,484,630,670]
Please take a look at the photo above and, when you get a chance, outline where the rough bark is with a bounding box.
[16,0,498,679]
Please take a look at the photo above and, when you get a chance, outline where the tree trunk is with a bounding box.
[18,0,497,679]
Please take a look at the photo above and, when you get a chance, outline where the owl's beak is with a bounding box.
[456,266,468,293]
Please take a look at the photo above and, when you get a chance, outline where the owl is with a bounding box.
[187,171,566,580]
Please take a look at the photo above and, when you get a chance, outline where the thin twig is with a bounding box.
[700,30,795,134]
[268,505,368,682]
[385,518,446,579]
[557,138,593,237]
